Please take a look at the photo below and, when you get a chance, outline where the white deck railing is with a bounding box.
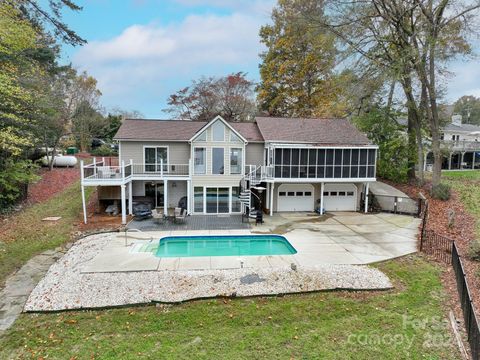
[81,158,191,182]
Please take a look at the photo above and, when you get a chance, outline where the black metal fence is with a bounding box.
[420,230,453,264]
[419,204,480,359]
[452,243,480,360]
[369,193,422,217]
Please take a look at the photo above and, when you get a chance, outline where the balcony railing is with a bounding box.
[441,140,480,151]
[81,158,190,183]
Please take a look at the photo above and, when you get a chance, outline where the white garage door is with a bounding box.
[323,184,357,211]
[277,184,314,212]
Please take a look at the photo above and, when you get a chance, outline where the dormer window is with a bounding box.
[212,121,225,141]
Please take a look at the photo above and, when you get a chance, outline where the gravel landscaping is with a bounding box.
[24,233,393,312]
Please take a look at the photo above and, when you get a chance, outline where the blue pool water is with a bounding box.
[155,235,297,258]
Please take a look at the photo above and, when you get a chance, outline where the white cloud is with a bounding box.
[73,9,272,115]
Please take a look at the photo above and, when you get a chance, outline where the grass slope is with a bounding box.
[0,256,459,359]
[443,170,480,238]
[0,180,93,286]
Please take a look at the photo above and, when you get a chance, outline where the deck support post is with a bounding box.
[187,179,191,215]
[164,179,169,217]
[128,181,133,215]
[461,152,465,169]
[320,182,325,215]
[121,184,127,225]
[80,160,87,224]
[364,182,369,213]
[473,152,476,170]
[81,185,87,224]
[448,153,452,170]
[266,182,270,213]
[269,182,274,216]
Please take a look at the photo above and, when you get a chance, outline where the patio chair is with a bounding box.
[174,207,187,224]
[151,209,164,224]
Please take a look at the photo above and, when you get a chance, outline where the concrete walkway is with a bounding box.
[369,181,409,197]
[0,247,66,332]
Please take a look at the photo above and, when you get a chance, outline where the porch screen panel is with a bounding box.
[317,149,325,178]
[299,149,308,177]
[291,148,299,178]
[308,149,317,177]
[274,149,282,177]
[342,149,351,178]
[282,149,291,178]
[326,149,334,178]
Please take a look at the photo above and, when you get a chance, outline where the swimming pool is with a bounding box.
[155,235,297,258]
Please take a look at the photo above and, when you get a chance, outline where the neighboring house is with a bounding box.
[80,116,378,224]
[425,114,480,170]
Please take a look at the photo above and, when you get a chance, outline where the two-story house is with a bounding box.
[80,116,378,224]
[425,114,480,170]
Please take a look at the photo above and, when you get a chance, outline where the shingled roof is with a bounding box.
[114,120,205,141]
[255,117,371,145]
[114,117,371,145]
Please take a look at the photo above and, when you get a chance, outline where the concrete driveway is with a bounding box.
[255,212,420,265]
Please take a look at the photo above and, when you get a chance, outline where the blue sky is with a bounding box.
[61,0,479,118]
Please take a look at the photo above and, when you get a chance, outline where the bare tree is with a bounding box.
[309,0,479,186]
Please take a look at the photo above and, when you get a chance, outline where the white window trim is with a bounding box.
[143,145,169,171]
[229,147,243,175]
[193,146,206,175]
[211,120,226,142]
[211,147,225,175]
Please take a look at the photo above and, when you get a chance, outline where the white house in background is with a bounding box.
[80,116,378,224]
[425,114,480,170]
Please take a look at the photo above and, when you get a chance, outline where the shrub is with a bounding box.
[468,239,480,261]
[430,183,451,201]
[90,144,117,157]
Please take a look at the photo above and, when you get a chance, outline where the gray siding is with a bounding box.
[245,143,264,166]
[119,141,190,165]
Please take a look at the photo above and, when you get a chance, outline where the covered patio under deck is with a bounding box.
[80,158,191,225]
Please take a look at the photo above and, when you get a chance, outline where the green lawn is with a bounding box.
[443,170,480,238]
[0,256,459,359]
[0,180,93,286]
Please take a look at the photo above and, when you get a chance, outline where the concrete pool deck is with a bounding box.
[81,212,420,273]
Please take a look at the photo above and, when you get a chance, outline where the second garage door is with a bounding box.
[277,184,314,212]
[323,184,357,211]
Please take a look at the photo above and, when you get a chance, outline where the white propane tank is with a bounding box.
[42,155,78,167]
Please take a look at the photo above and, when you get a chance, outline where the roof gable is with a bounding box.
[189,116,248,143]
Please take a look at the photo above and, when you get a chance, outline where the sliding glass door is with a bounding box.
[145,147,168,172]
[206,187,229,214]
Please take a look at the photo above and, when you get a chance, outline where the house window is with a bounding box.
[212,148,224,174]
[144,147,167,172]
[196,131,207,141]
[194,147,206,174]
[230,148,242,174]
[230,132,241,142]
[212,121,225,141]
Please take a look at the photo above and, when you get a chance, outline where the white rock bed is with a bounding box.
[24,233,393,312]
